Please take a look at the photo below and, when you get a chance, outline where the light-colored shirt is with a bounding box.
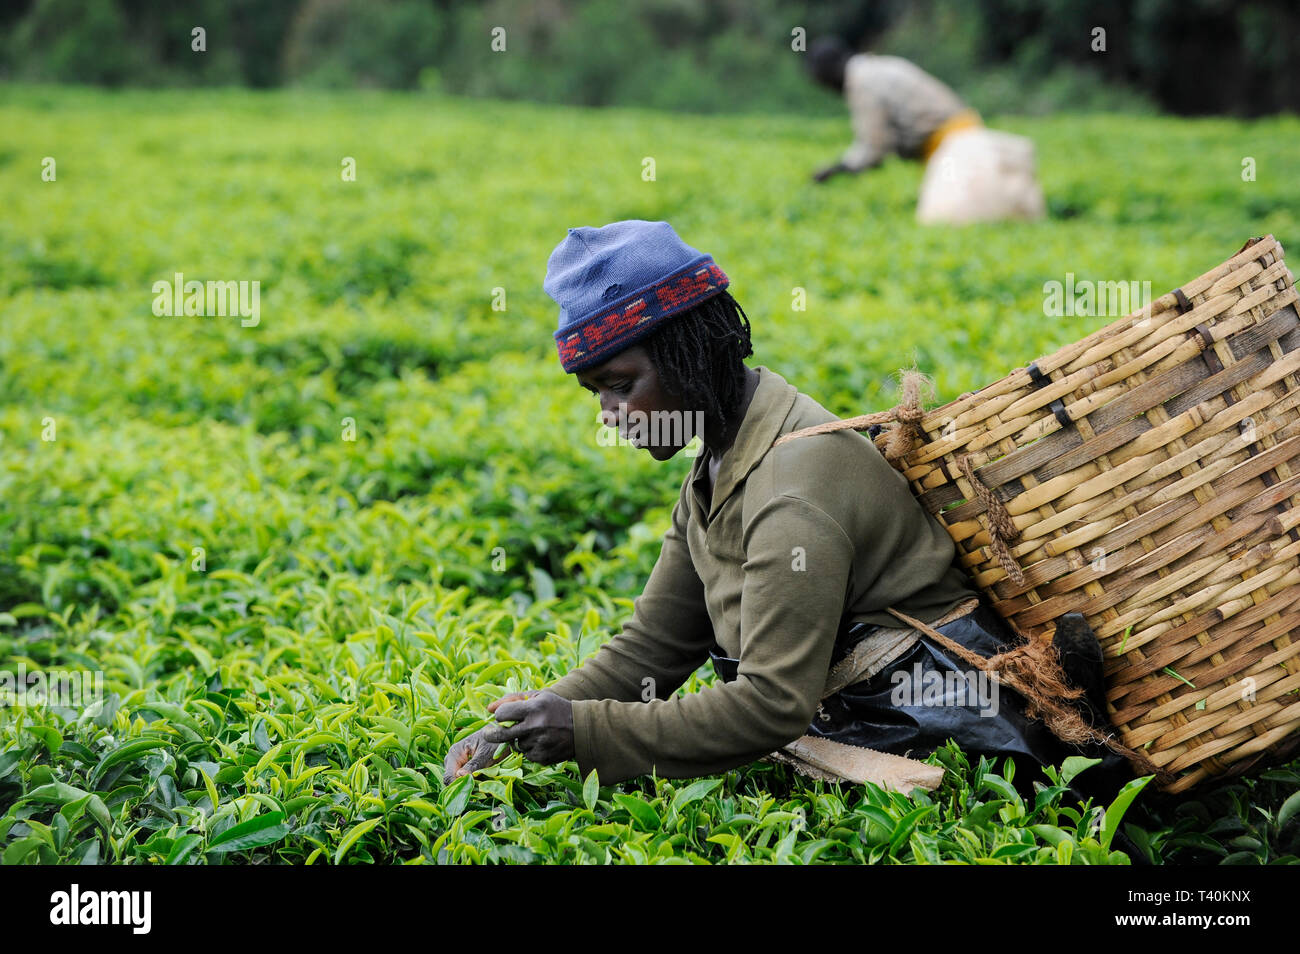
[841,53,967,170]
[548,366,978,783]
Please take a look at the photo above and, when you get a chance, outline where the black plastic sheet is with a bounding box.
[712,597,1135,804]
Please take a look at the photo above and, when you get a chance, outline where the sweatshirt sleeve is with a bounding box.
[546,488,715,706]
[564,493,852,783]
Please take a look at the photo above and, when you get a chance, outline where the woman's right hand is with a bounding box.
[441,692,532,784]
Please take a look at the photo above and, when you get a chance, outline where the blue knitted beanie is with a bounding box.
[544,220,729,373]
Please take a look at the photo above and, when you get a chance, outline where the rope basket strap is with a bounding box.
[772,367,931,461]
[956,453,1026,588]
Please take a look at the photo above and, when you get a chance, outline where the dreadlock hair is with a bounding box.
[642,289,754,432]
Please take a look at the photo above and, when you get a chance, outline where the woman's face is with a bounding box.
[575,345,698,461]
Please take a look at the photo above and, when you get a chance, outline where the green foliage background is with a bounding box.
[3,0,1298,115]
[1,86,1299,863]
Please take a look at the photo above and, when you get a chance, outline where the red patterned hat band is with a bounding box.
[554,259,729,372]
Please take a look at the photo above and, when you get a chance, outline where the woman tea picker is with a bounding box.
[443,220,1136,801]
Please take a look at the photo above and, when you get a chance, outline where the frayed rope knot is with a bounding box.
[772,367,933,462]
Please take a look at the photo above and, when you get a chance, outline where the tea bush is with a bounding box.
[1,86,1298,864]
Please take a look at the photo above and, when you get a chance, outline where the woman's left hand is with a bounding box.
[480,690,575,765]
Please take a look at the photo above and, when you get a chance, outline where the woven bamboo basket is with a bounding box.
[867,236,1300,793]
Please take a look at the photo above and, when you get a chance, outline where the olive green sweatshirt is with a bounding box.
[547,366,978,783]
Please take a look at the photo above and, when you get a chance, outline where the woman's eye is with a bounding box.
[611,380,632,394]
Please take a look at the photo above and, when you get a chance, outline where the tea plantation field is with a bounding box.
[2,85,1299,864]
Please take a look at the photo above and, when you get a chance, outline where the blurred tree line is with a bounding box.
[1,0,1296,116]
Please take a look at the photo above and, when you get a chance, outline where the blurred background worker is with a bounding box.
[807,37,1046,225]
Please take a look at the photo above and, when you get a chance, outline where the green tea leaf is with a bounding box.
[206,811,290,853]
[1277,789,1300,830]
[1101,775,1155,851]
[669,778,721,812]
[89,739,170,786]
[1058,756,1101,787]
[334,816,384,865]
[613,793,661,832]
[166,834,204,865]
[440,773,473,817]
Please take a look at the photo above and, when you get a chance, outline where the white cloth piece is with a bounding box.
[916,127,1047,225]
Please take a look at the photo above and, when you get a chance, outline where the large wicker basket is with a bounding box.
[871,236,1300,793]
